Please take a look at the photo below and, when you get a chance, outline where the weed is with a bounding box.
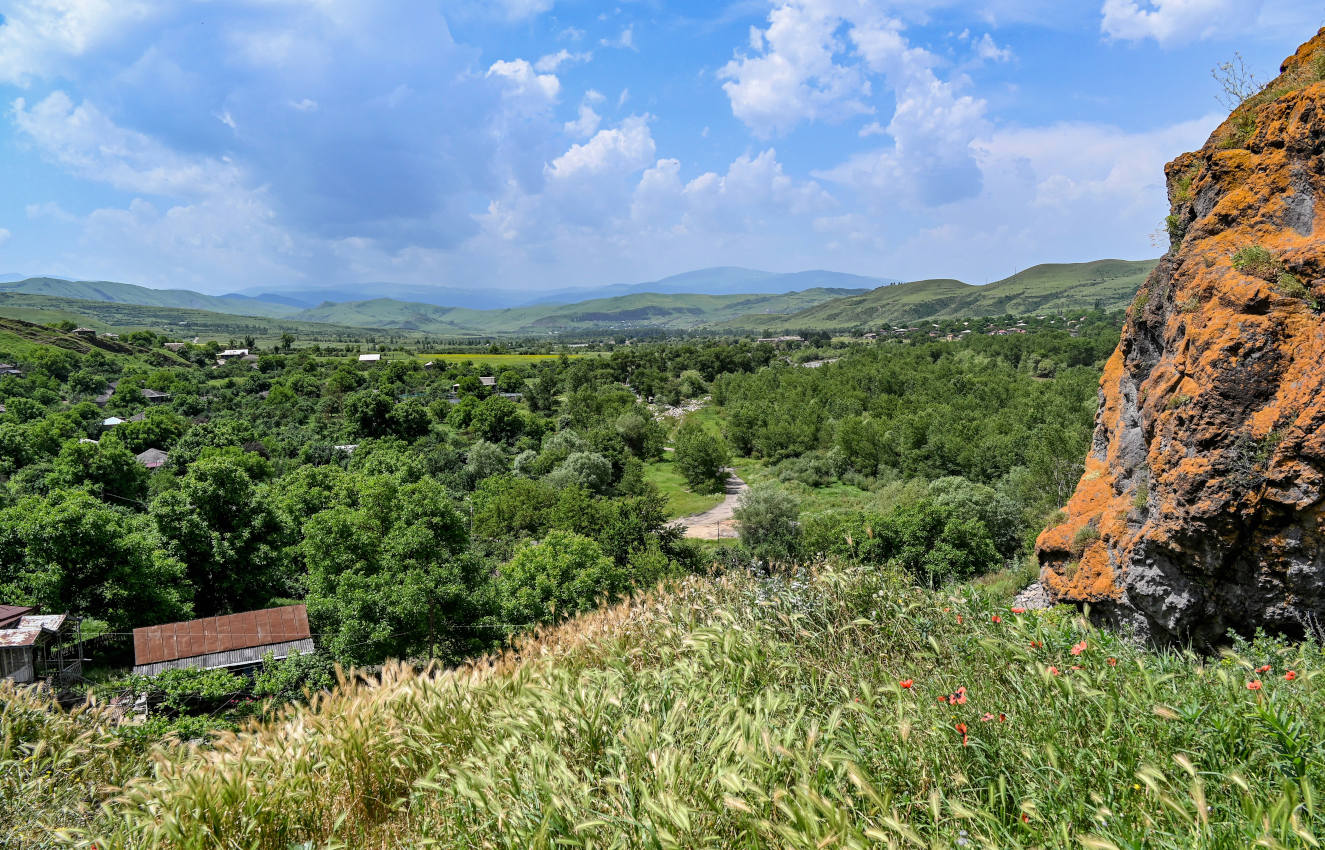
[1070,524,1101,558]
[1165,214,1187,245]
[1167,392,1193,410]
[1231,245,1281,280]
[1132,479,1150,511]
[1179,296,1201,313]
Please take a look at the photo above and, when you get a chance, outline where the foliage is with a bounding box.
[673,419,730,494]
[26,566,1325,850]
[252,650,338,705]
[733,485,801,560]
[498,530,624,624]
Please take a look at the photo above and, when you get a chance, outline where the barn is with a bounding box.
[132,604,314,676]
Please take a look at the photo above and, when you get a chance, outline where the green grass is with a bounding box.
[719,259,1157,331]
[643,458,725,518]
[13,563,1325,849]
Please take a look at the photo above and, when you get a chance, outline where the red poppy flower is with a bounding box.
[1070,640,1087,656]
[998,713,1007,722]
[1107,657,1118,666]
[943,607,951,613]
[955,722,967,734]
[1071,665,1082,671]
[1255,664,1271,674]
[1011,607,1026,614]
[1021,813,1030,823]
[1285,670,1298,681]
[956,614,964,624]
[937,695,949,703]
[1247,680,1263,691]
[991,614,1002,623]
[1030,641,1042,649]
[1048,666,1060,676]
[899,679,913,689]
[981,713,995,722]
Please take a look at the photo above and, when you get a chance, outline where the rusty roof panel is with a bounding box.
[132,605,312,666]
[0,628,44,647]
[0,605,35,630]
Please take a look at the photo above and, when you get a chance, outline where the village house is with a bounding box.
[135,448,169,470]
[0,606,81,684]
[132,604,313,676]
[140,388,172,404]
[358,353,381,363]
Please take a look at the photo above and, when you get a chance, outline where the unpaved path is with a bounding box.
[672,471,747,540]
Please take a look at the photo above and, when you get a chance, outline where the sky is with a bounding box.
[0,0,1322,295]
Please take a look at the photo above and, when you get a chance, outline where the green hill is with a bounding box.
[288,287,869,335]
[0,293,408,344]
[0,277,298,318]
[0,315,189,365]
[719,259,1157,331]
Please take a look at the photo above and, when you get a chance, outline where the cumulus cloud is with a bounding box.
[487,58,561,110]
[974,33,1013,62]
[535,49,591,72]
[1100,0,1261,45]
[0,0,163,84]
[12,91,242,197]
[565,102,602,138]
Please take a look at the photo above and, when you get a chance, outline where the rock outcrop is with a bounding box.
[1036,32,1325,644]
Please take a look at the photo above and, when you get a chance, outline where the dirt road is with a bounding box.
[672,471,747,540]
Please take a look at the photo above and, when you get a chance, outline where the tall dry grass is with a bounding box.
[8,565,1325,848]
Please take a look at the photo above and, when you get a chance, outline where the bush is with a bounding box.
[499,530,624,624]
[252,651,337,705]
[733,486,800,561]
[673,421,729,494]
[546,451,614,495]
[1231,245,1280,280]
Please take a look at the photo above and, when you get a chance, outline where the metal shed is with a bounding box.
[132,604,314,676]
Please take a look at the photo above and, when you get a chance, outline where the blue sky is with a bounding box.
[0,0,1321,294]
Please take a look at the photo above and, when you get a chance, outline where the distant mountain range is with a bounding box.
[0,259,1155,340]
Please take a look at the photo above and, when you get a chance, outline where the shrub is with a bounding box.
[673,421,730,494]
[733,486,801,561]
[499,530,624,624]
[1164,214,1186,244]
[546,451,614,495]
[1231,245,1280,280]
[1069,524,1101,558]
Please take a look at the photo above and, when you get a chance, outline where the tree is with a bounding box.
[498,531,624,625]
[48,439,149,505]
[465,440,508,487]
[673,421,730,494]
[888,500,1000,586]
[344,390,394,439]
[469,395,524,444]
[0,491,191,631]
[496,370,525,393]
[280,332,295,352]
[302,478,479,665]
[546,451,613,495]
[150,455,289,615]
[733,486,800,561]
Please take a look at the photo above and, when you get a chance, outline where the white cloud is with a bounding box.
[487,58,561,109]
[600,25,635,50]
[0,229,10,248]
[0,0,162,84]
[974,33,1013,62]
[12,91,242,197]
[290,98,319,112]
[858,121,887,137]
[565,102,602,138]
[548,115,655,180]
[534,49,591,72]
[1100,0,1261,45]
[718,0,871,137]
[26,201,77,222]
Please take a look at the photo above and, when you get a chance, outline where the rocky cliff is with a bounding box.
[1036,32,1325,644]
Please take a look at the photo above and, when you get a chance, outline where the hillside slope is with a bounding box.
[16,565,1324,849]
[720,259,1156,330]
[0,277,298,318]
[288,287,868,334]
[1037,31,1325,643]
[0,292,404,343]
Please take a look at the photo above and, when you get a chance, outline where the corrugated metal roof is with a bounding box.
[0,628,44,647]
[0,605,35,630]
[132,605,311,666]
[17,614,66,631]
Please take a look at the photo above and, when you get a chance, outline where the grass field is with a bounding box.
[643,458,725,518]
[15,563,1323,849]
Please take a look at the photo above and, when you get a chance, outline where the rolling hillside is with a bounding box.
[0,293,408,344]
[0,277,299,318]
[288,287,870,334]
[718,259,1157,331]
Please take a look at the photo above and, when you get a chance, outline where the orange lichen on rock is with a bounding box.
[1036,30,1325,643]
